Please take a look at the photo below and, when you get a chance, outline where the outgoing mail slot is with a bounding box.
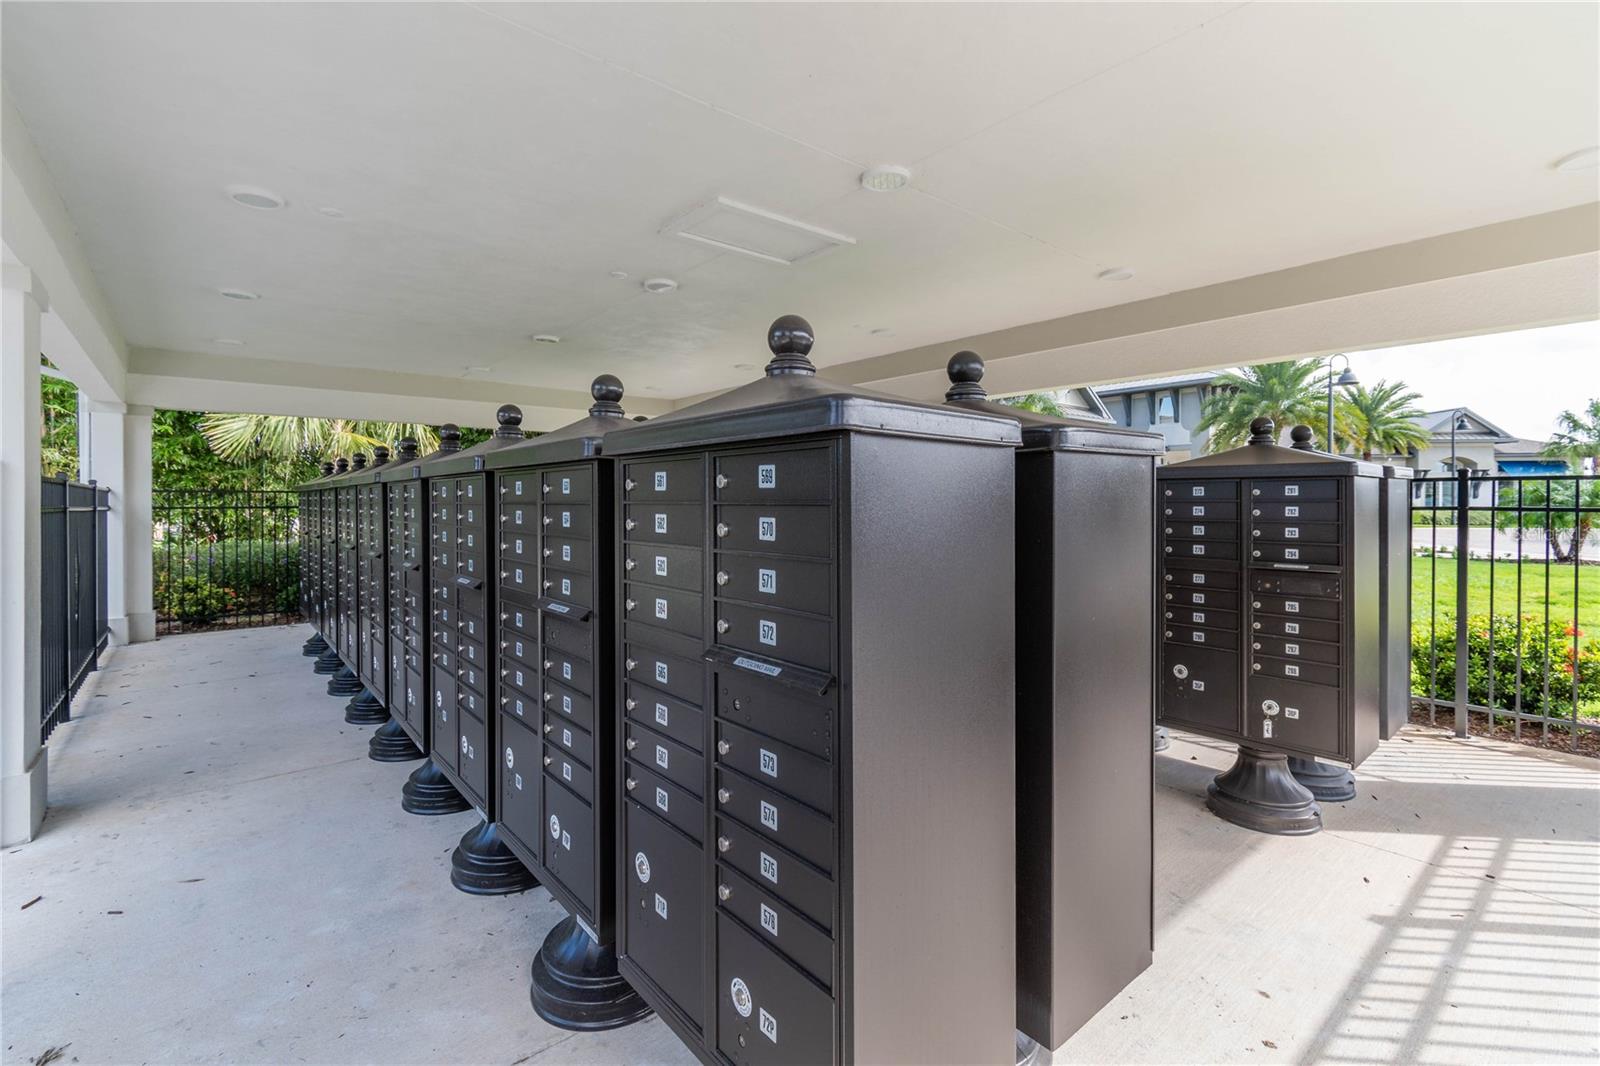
[1251,478,1339,501]
[626,759,704,843]
[544,742,594,802]
[1163,625,1238,651]
[543,775,596,912]
[626,720,705,798]
[625,800,705,1027]
[714,603,831,673]
[713,504,832,559]
[716,864,834,992]
[623,503,703,547]
[543,503,592,538]
[716,721,833,815]
[541,565,593,609]
[1250,541,1340,566]
[715,912,835,1066]
[623,584,704,640]
[541,678,596,732]
[1253,634,1340,664]
[713,554,831,616]
[714,446,833,504]
[715,816,832,931]
[1251,572,1343,599]
[625,543,703,592]
[715,767,834,874]
[623,457,705,503]
[542,466,593,503]
[499,714,543,850]
[1251,522,1341,544]
[624,682,705,754]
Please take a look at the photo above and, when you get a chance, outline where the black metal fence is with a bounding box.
[153,489,300,635]
[41,477,110,742]
[1411,468,1599,749]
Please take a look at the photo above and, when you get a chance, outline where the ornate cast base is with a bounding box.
[1015,1032,1052,1066]
[344,688,389,725]
[1288,756,1357,803]
[369,719,425,762]
[312,648,343,674]
[529,915,652,1031]
[1206,746,1322,836]
[326,666,363,698]
[302,632,329,657]
[1154,725,1170,753]
[451,820,538,896]
[401,761,471,816]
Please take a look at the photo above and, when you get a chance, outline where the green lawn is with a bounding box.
[1411,555,1600,634]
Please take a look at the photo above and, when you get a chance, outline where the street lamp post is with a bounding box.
[1324,354,1358,453]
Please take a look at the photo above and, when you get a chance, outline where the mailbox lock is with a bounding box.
[717,619,731,634]
[717,739,732,756]
[625,777,637,791]
[542,515,552,526]
[1252,508,1261,517]
[624,518,637,531]
[717,788,731,804]
[543,580,553,591]
[1172,664,1188,679]
[543,755,553,766]
[717,836,732,853]
[1252,529,1260,537]
[1163,630,1173,639]
[543,660,552,670]
[625,478,637,491]
[626,738,638,751]
[626,599,638,612]
[1252,550,1262,558]
[625,558,636,571]
[716,571,730,586]
[718,883,732,901]
[716,474,730,488]
[1253,601,1262,609]
[1164,593,1173,601]
[626,698,637,711]
[1163,546,1172,554]
[1164,611,1172,620]
[1251,663,1262,671]
[1163,527,1173,535]
[541,483,550,494]
[716,523,730,538]
[1253,622,1261,630]
[543,691,553,703]
[1252,488,1261,496]
[625,658,638,671]
[1252,642,1262,650]
[543,722,552,734]
[1262,699,1281,716]
[1163,574,1171,582]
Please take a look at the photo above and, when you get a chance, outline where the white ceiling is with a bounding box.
[3,1,1596,403]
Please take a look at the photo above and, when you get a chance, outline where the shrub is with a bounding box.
[159,576,235,626]
[154,540,298,609]
[1411,612,1600,716]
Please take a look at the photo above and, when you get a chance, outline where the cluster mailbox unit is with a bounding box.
[366,438,432,764]
[941,353,1161,1054]
[600,317,1022,1065]
[1155,418,1385,835]
[484,375,650,1030]
[312,458,349,676]
[421,412,541,892]
[298,462,335,659]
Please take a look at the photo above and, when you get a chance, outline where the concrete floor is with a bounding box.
[3,626,1597,1066]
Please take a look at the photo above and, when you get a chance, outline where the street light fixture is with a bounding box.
[1447,408,1471,501]
[1324,354,1359,452]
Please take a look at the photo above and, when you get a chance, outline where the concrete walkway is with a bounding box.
[4,626,1597,1065]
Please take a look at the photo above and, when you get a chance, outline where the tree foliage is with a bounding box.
[997,392,1068,418]
[1197,359,1330,451]
[197,413,441,477]
[40,372,79,479]
[1543,398,1600,471]
[1493,476,1600,564]
[1336,380,1429,461]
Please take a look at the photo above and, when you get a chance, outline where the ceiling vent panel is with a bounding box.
[661,196,856,266]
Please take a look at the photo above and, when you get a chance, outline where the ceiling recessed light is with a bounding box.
[1552,147,1599,172]
[211,337,245,346]
[317,206,346,219]
[218,287,260,300]
[608,270,630,280]
[642,277,679,294]
[732,363,755,370]
[1097,267,1135,282]
[860,165,912,193]
[532,334,561,344]
[225,184,285,210]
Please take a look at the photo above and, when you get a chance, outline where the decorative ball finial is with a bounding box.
[397,437,419,460]
[373,445,390,464]
[320,461,334,477]
[765,314,817,376]
[352,452,367,470]
[335,457,349,473]
[494,404,524,439]
[944,351,988,402]
[1289,425,1317,451]
[438,424,462,453]
[1247,417,1276,445]
[589,374,625,418]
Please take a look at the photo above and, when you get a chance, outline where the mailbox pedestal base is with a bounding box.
[401,761,471,815]
[369,719,424,762]
[1288,756,1357,802]
[326,666,363,698]
[344,689,389,725]
[529,915,652,1031]
[312,648,343,674]
[450,820,538,895]
[1206,746,1322,836]
[1154,726,1170,753]
[1015,1032,1051,1066]
[302,632,329,657]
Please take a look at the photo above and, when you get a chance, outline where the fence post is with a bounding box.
[1454,467,1470,738]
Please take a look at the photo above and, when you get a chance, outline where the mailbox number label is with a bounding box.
[758,516,777,542]
[655,598,669,620]
[654,513,667,534]
[1286,601,1300,613]
[759,748,779,778]
[1193,612,1206,624]
[758,464,777,489]
[655,662,669,684]
[562,694,572,713]
[1286,527,1300,538]
[1192,505,1204,516]
[1193,573,1206,584]
[1192,525,1205,536]
[561,477,571,494]
[1285,485,1299,496]
[562,762,572,782]
[1284,548,1300,560]
[759,852,779,884]
[562,831,572,850]
[655,787,669,813]
[1192,545,1205,555]
[759,1009,778,1044]
[655,703,670,727]
[1285,665,1301,677]
[1192,631,1205,643]
[654,471,667,492]
[561,544,572,562]
[1192,593,1205,604]
[561,578,572,596]
[1285,505,1300,517]
[758,569,777,595]
[759,620,778,647]
[655,892,668,919]
[1192,487,1205,497]
[655,555,668,577]
[562,662,572,680]
[1285,622,1300,635]
[760,903,778,936]
[1192,680,1206,691]
[1285,643,1300,656]
[1285,706,1300,719]
[760,800,779,831]
[562,727,572,747]
[655,745,669,770]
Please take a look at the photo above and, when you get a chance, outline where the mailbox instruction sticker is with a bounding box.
[734,657,782,678]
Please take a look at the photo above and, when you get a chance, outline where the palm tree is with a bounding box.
[998,392,1068,417]
[1542,398,1600,472]
[198,414,440,474]
[1196,359,1327,452]
[1335,380,1429,461]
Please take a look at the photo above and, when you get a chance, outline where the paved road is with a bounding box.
[1413,526,1600,562]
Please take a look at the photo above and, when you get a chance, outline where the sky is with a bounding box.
[1325,320,1599,443]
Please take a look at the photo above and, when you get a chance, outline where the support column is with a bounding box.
[1,267,48,846]
[87,400,154,644]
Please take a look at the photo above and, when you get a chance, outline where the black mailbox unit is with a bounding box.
[327,454,367,698]
[313,458,351,677]
[604,317,1021,1066]
[300,460,336,661]
[345,447,393,724]
[484,375,651,1031]
[366,439,431,764]
[423,409,540,893]
[941,353,1162,1054]
[1156,418,1384,835]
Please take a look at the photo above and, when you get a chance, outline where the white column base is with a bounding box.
[1,746,47,847]
[127,611,156,644]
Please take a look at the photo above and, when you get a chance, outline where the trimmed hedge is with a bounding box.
[1412,612,1600,717]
